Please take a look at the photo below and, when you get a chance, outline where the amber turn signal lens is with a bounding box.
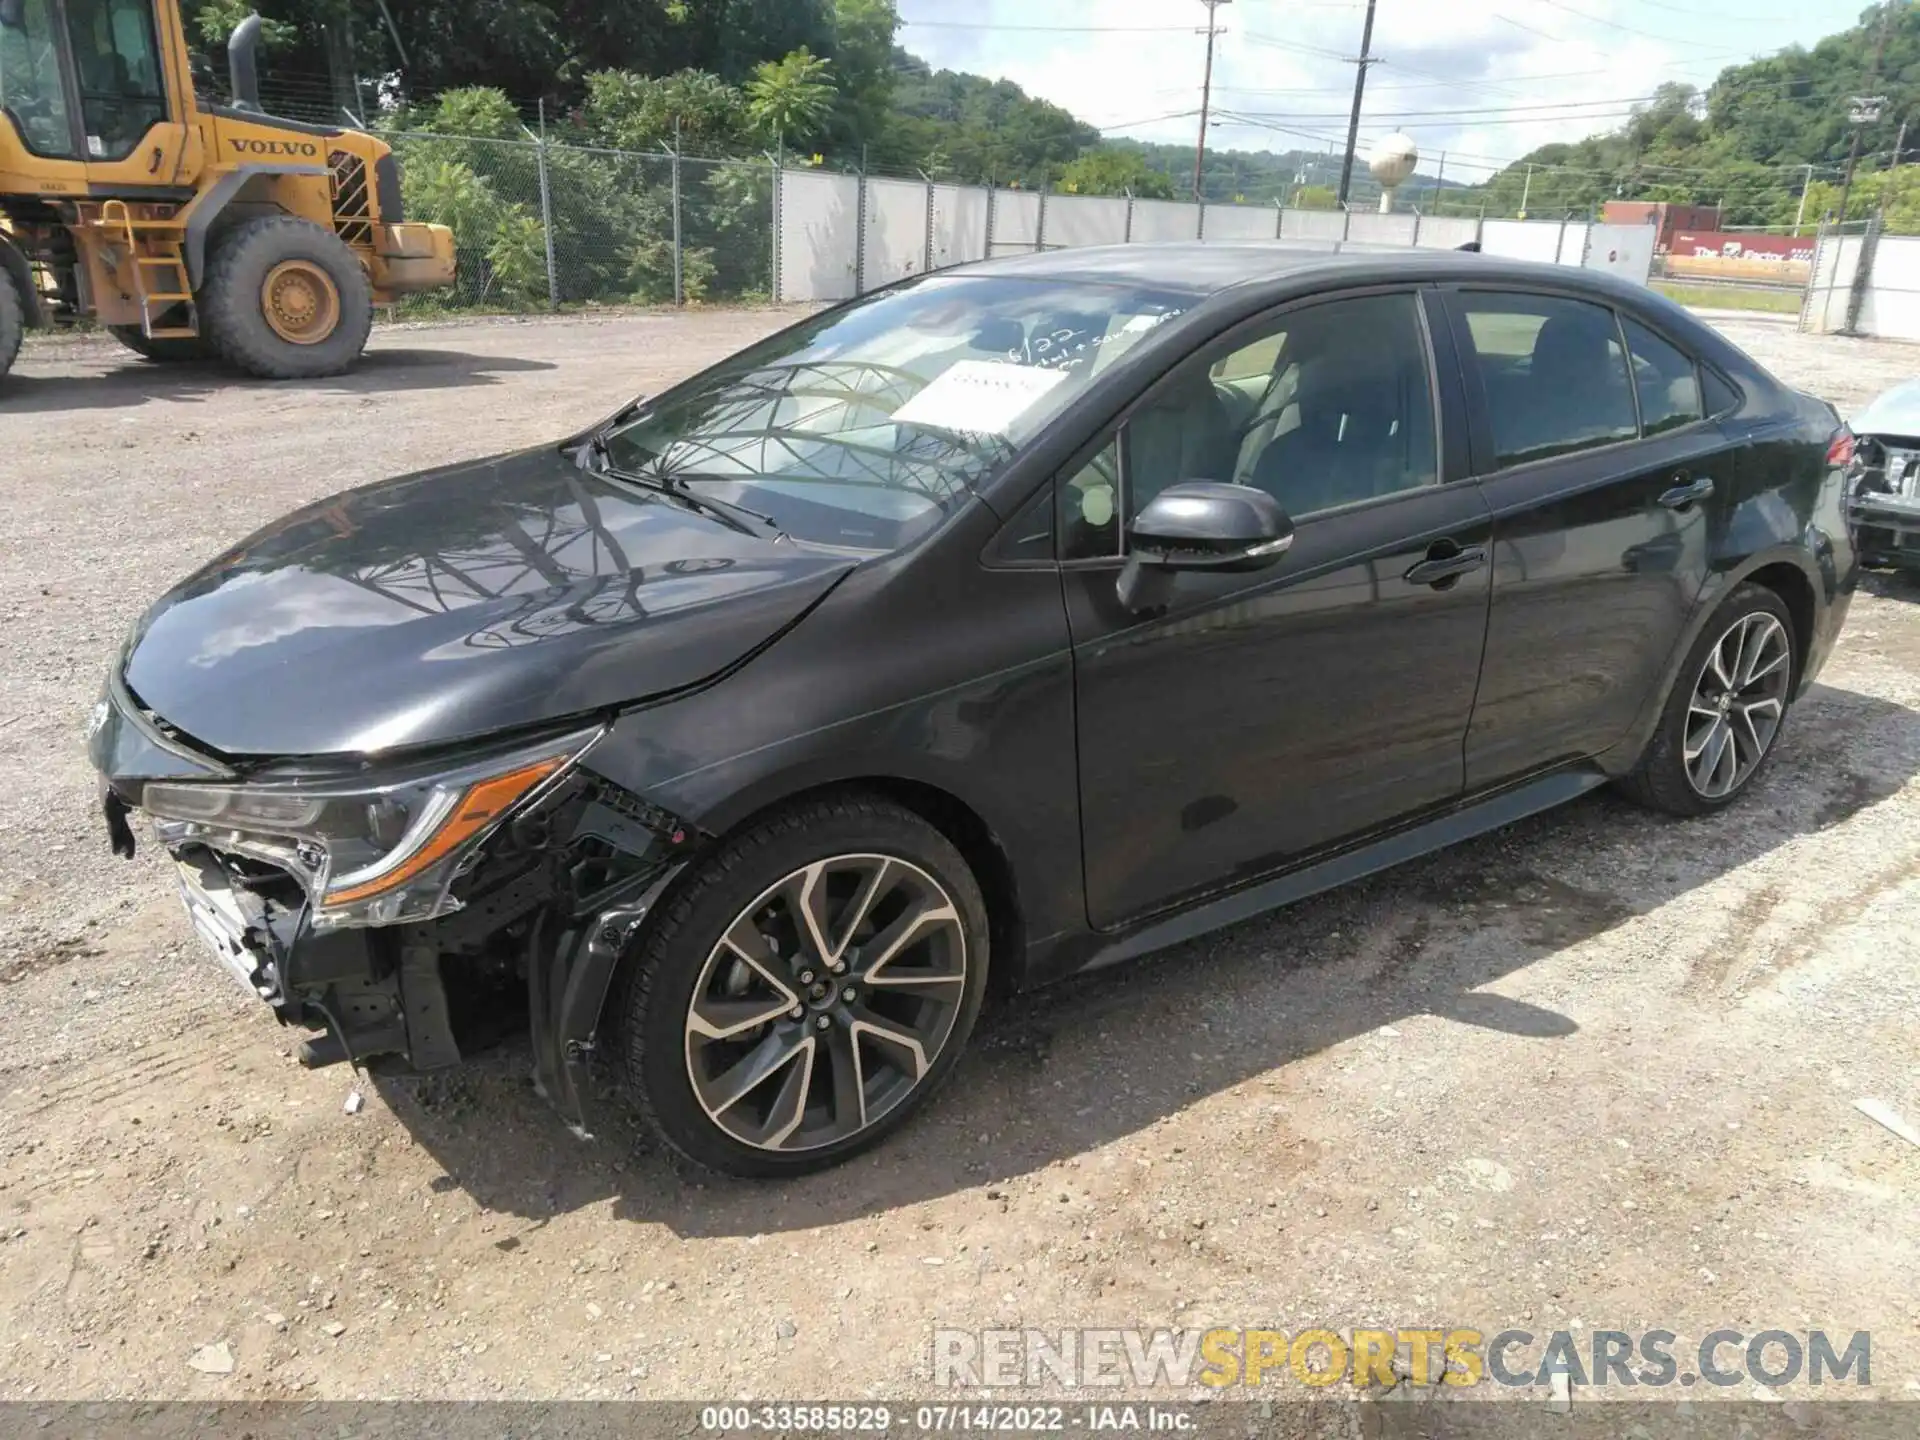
[323,756,564,905]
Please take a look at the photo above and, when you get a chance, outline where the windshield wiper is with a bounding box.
[584,440,787,541]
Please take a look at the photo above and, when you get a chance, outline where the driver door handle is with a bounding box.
[1405,543,1488,588]
[1657,474,1715,510]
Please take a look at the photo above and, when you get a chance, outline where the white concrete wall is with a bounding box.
[1203,204,1281,241]
[1044,194,1128,249]
[989,190,1042,254]
[1852,234,1920,340]
[861,177,928,289]
[1583,225,1657,284]
[1350,212,1418,245]
[774,169,1673,301]
[1413,214,1481,250]
[777,169,860,303]
[1280,208,1348,242]
[1481,218,1562,264]
[1130,199,1200,243]
[1802,234,1862,335]
[931,184,989,270]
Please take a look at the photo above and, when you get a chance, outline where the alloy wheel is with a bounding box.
[682,854,968,1153]
[1684,611,1791,800]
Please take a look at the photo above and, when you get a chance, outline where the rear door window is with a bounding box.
[1454,293,1638,469]
[1622,317,1705,436]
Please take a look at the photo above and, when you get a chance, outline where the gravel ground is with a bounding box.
[1,311,1917,1405]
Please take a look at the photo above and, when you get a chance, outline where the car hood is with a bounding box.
[123,446,857,757]
[1851,378,1920,439]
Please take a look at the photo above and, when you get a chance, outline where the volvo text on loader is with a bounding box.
[0,1,454,379]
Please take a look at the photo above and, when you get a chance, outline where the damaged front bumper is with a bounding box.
[1848,438,1920,571]
[1850,490,1920,570]
[88,674,696,1139]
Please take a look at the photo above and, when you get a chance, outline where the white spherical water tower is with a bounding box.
[1369,132,1420,213]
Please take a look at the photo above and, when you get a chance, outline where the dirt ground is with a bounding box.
[1,310,1917,1405]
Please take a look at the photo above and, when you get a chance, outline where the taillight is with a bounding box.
[1827,430,1856,467]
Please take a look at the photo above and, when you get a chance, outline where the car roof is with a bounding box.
[946,240,1633,303]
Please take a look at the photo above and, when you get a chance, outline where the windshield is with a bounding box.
[600,274,1191,552]
[0,0,77,158]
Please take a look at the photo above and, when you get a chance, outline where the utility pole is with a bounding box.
[1519,162,1535,218]
[1838,0,1896,227]
[1430,150,1446,213]
[1192,0,1231,203]
[1793,162,1815,234]
[1336,0,1379,206]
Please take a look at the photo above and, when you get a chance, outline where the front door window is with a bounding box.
[64,0,166,160]
[0,0,79,158]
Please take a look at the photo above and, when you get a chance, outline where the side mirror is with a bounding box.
[1116,481,1294,614]
[0,0,26,32]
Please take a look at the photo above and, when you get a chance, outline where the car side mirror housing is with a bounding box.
[1115,481,1294,614]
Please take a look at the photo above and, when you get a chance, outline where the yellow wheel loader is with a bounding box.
[0,1,453,380]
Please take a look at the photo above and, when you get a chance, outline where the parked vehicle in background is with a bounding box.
[0,0,454,380]
[1844,378,1920,575]
[88,243,1855,1177]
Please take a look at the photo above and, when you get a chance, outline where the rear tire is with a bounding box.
[109,321,213,363]
[0,266,23,378]
[201,216,372,379]
[616,794,990,1177]
[1617,582,1797,817]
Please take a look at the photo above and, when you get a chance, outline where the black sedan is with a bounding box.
[90,244,1856,1176]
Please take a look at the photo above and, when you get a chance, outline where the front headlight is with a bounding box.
[143,726,600,930]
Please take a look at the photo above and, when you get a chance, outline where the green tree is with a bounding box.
[1056,149,1174,199]
[397,148,545,306]
[416,86,522,138]
[745,46,836,144]
[188,0,295,50]
[582,67,751,152]
[827,0,897,145]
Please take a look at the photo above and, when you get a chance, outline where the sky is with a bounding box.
[893,0,1877,187]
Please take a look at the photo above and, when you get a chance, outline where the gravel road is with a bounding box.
[1,311,1917,1406]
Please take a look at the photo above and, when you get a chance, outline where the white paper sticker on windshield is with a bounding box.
[891,360,1070,437]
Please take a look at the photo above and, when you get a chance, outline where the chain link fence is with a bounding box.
[381,132,778,312]
[375,132,1662,315]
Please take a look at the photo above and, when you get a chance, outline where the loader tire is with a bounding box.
[202,216,372,380]
[0,266,22,379]
[109,323,214,363]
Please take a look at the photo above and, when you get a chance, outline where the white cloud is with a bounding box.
[897,0,1861,185]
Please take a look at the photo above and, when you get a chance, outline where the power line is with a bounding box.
[898,20,1197,33]
[1097,109,1203,133]
[1531,0,1736,48]
[1493,12,1564,42]
[1230,94,1663,121]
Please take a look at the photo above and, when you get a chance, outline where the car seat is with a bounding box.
[1248,337,1418,516]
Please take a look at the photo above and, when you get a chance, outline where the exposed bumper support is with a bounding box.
[529,864,686,1140]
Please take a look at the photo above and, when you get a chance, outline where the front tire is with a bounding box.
[1618,582,1797,816]
[618,794,990,1177]
[201,216,372,379]
[0,265,23,378]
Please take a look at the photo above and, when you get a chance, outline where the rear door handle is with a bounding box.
[1404,543,1488,587]
[1657,474,1715,510]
